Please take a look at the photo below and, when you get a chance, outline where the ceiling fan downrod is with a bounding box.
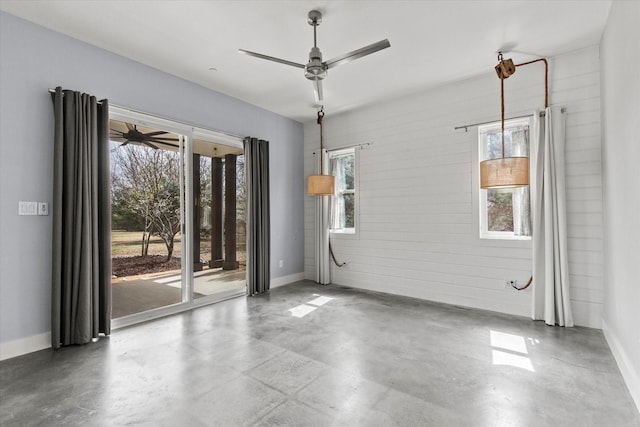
[305,10,326,81]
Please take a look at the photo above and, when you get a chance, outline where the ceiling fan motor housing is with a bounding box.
[307,10,322,26]
[124,129,145,142]
[305,47,327,80]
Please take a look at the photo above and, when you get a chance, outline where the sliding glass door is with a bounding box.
[109,119,186,319]
[109,109,246,326]
[191,136,247,301]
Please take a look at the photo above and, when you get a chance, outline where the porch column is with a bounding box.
[193,154,202,271]
[223,154,238,270]
[209,157,224,268]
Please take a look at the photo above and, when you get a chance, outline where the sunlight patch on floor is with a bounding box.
[289,304,317,318]
[308,296,333,306]
[490,330,535,372]
[491,349,534,372]
[490,330,528,354]
[288,295,335,318]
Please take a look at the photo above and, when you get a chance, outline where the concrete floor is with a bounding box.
[1,281,638,426]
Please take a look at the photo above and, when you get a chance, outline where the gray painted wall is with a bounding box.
[0,12,304,344]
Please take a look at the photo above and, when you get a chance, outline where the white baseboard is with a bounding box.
[0,332,50,361]
[602,319,640,413]
[271,272,305,289]
[0,274,305,361]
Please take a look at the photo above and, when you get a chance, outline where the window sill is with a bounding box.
[330,229,357,239]
[475,234,532,249]
[330,229,355,235]
[480,234,531,241]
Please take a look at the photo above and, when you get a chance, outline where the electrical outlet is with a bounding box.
[38,202,49,216]
[279,260,283,268]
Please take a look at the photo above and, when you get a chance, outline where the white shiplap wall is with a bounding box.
[304,46,603,328]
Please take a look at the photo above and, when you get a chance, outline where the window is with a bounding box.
[478,118,531,240]
[329,148,356,234]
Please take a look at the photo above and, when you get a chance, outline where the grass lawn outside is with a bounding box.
[111,230,246,277]
[112,230,183,258]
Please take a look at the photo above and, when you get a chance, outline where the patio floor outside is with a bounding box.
[112,267,246,318]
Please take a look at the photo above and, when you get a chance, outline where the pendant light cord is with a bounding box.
[511,276,532,291]
[491,54,548,292]
[501,75,505,159]
[501,71,532,291]
[318,106,345,268]
[512,57,547,292]
[329,241,346,267]
[317,107,324,172]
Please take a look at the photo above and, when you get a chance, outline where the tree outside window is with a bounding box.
[479,118,531,239]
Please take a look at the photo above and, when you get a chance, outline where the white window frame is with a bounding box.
[328,147,358,235]
[478,117,532,241]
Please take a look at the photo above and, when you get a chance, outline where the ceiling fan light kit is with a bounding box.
[480,53,548,189]
[239,10,390,102]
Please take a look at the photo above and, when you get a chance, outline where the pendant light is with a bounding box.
[307,107,335,196]
[480,53,549,189]
[480,53,529,189]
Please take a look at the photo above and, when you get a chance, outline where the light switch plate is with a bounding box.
[18,201,38,216]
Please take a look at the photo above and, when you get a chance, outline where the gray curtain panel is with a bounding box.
[51,87,111,348]
[244,137,270,295]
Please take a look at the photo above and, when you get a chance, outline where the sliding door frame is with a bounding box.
[109,106,245,329]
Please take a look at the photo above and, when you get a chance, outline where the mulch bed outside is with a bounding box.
[112,255,182,277]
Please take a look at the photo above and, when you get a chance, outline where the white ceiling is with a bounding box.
[1,0,611,123]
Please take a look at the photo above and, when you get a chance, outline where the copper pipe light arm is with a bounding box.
[515,58,548,108]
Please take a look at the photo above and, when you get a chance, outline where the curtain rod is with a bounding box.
[313,142,372,155]
[49,87,106,105]
[454,108,566,132]
[328,142,372,152]
[454,113,542,132]
[48,88,245,140]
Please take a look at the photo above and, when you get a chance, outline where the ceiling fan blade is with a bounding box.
[147,136,179,141]
[126,123,135,131]
[144,130,170,137]
[238,49,305,69]
[148,138,179,146]
[325,39,391,69]
[313,79,324,103]
[141,141,159,150]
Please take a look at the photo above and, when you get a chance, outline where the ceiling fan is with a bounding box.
[110,123,179,150]
[239,10,390,102]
